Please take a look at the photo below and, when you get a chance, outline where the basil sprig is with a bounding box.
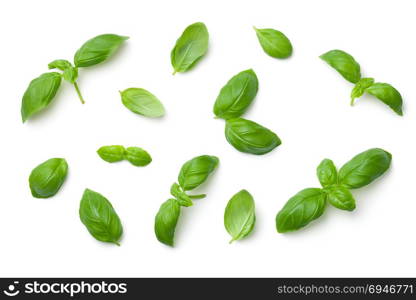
[276,148,392,233]
[154,155,219,246]
[320,49,403,115]
[29,158,68,198]
[97,145,152,167]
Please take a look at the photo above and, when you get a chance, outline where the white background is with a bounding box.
[0,0,415,277]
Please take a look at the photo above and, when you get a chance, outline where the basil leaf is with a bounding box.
[120,88,165,118]
[74,34,129,68]
[125,147,152,167]
[79,189,123,245]
[97,145,126,163]
[325,185,356,211]
[48,59,72,70]
[320,49,361,83]
[350,77,374,105]
[171,22,209,74]
[253,27,292,59]
[154,199,181,246]
[276,188,326,233]
[62,66,78,84]
[29,158,68,198]
[365,83,403,116]
[225,118,281,155]
[213,69,259,120]
[338,148,392,189]
[178,155,219,191]
[170,183,193,207]
[21,72,62,122]
[188,194,206,200]
[224,190,256,243]
[317,159,337,188]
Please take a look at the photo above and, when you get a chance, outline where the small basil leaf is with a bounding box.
[365,83,403,116]
[171,22,209,74]
[62,66,78,84]
[253,27,292,59]
[338,148,392,189]
[213,69,259,120]
[170,183,193,207]
[188,194,206,200]
[97,145,126,163]
[74,34,129,68]
[120,88,165,118]
[178,155,219,191]
[21,72,62,122]
[320,49,361,84]
[154,199,181,246]
[276,188,326,233]
[225,118,281,155]
[350,77,374,105]
[79,189,123,245]
[325,185,356,211]
[316,159,337,188]
[29,158,68,198]
[125,147,152,167]
[224,190,256,243]
[48,59,72,71]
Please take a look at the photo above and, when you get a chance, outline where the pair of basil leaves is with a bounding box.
[276,148,392,233]
[21,34,128,122]
[97,145,152,167]
[320,50,403,115]
[154,155,219,246]
[213,69,281,155]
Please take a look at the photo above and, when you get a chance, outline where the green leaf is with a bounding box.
[365,83,403,116]
[21,72,62,122]
[62,67,78,84]
[79,189,123,245]
[178,155,219,191]
[171,22,209,74]
[350,77,374,105]
[97,145,126,163]
[325,185,356,211]
[224,190,256,243]
[316,159,337,188]
[170,183,193,207]
[120,88,165,118]
[154,199,181,246]
[29,158,68,198]
[276,188,326,233]
[253,27,292,59]
[320,49,361,83]
[48,59,72,70]
[213,69,259,120]
[225,118,281,155]
[188,194,206,200]
[74,34,129,68]
[125,147,152,167]
[338,148,392,189]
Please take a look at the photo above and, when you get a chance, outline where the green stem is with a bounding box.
[350,97,355,106]
[73,81,85,104]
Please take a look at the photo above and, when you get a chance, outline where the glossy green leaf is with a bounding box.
[120,88,165,118]
[188,194,206,200]
[224,190,256,243]
[125,147,152,166]
[170,183,193,207]
[97,145,126,163]
[178,155,219,191]
[253,27,292,58]
[171,22,209,74]
[320,49,361,83]
[276,188,326,233]
[48,59,72,70]
[365,83,403,116]
[325,185,356,211]
[317,159,337,188]
[154,199,181,246]
[213,69,259,120]
[350,77,374,104]
[225,118,281,155]
[79,189,123,245]
[21,72,62,122]
[338,148,392,189]
[74,34,128,68]
[29,158,68,198]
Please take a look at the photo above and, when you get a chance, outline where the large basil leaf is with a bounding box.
[213,69,259,120]
[97,145,126,163]
[120,88,165,118]
[224,190,256,243]
[79,189,123,245]
[178,155,219,191]
[171,22,209,74]
[154,199,181,246]
[253,27,292,59]
[320,49,361,83]
[125,147,152,166]
[338,148,392,189]
[365,83,403,116]
[225,118,281,155]
[316,159,337,188]
[21,72,62,122]
[325,185,356,211]
[350,77,374,104]
[276,188,326,233]
[74,34,129,68]
[29,158,68,198]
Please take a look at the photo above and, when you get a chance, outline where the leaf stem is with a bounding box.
[350,97,355,106]
[73,81,85,104]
